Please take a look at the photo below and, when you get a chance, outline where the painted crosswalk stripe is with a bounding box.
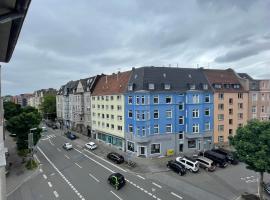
[53,191,59,198]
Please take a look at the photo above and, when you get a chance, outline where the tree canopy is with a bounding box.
[3,101,21,120]
[40,94,56,120]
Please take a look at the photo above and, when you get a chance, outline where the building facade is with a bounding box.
[30,88,57,111]
[204,69,248,145]
[91,71,131,150]
[125,67,214,157]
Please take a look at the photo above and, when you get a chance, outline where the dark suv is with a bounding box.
[167,160,186,176]
[65,131,77,140]
[211,148,239,165]
[107,152,124,164]
[108,173,126,190]
[199,150,228,168]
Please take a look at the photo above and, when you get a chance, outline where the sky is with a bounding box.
[2,0,270,95]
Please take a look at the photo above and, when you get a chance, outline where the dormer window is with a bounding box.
[128,84,133,91]
[190,84,195,90]
[233,84,240,89]
[164,84,171,90]
[214,84,222,89]
[149,83,155,90]
[203,84,208,90]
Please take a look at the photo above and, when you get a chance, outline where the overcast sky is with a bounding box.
[2,0,270,95]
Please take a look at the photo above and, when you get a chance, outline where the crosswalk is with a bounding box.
[41,134,56,141]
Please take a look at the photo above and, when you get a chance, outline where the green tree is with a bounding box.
[40,94,56,120]
[3,102,21,120]
[230,120,270,199]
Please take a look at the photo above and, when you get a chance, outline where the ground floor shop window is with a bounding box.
[151,144,160,154]
[127,141,135,152]
[188,140,196,148]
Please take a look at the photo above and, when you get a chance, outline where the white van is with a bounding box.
[176,156,199,173]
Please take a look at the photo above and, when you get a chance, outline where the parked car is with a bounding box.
[108,173,126,190]
[51,124,58,129]
[264,182,270,195]
[107,152,124,164]
[211,148,239,165]
[195,156,216,172]
[200,150,228,168]
[85,142,97,150]
[175,156,199,173]
[167,160,186,176]
[63,143,73,150]
[41,126,47,132]
[65,132,77,140]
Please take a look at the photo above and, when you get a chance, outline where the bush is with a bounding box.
[25,159,38,170]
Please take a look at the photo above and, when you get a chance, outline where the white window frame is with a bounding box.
[192,109,199,118]
[166,110,172,118]
[153,124,159,134]
[179,116,184,125]
[153,110,159,119]
[153,96,159,104]
[166,124,172,133]
[150,143,161,154]
[192,124,199,133]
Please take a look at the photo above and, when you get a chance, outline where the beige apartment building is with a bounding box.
[204,69,248,145]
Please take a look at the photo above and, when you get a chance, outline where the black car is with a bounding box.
[211,148,239,165]
[108,173,126,190]
[167,160,186,176]
[264,182,270,195]
[199,150,228,168]
[51,124,58,129]
[65,131,77,140]
[107,152,124,164]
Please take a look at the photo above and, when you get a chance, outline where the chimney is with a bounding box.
[105,76,108,83]
[117,71,120,81]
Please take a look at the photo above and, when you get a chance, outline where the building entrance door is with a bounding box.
[138,146,147,157]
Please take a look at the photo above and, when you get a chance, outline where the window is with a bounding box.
[238,93,243,99]
[136,96,140,104]
[128,84,133,91]
[261,93,265,101]
[238,113,243,120]
[192,124,199,133]
[127,141,135,152]
[102,114,104,119]
[179,132,183,139]
[106,114,109,119]
[136,111,140,120]
[141,96,145,104]
[129,125,133,133]
[203,84,208,90]
[229,129,233,136]
[190,84,196,90]
[151,144,160,154]
[252,93,257,101]
[128,110,133,118]
[117,95,121,100]
[111,115,114,120]
[205,95,210,103]
[218,136,224,143]
[218,125,224,132]
[192,94,199,103]
[166,124,172,133]
[229,108,233,115]
[218,104,224,110]
[154,125,159,134]
[106,96,109,101]
[179,116,184,125]
[106,123,110,128]
[229,119,233,125]
[117,126,122,131]
[218,93,224,100]
[188,140,196,148]
[214,84,222,89]
[149,83,155,90]
[128,96,132,104]
[111,124,114,130]
[164,84,171,90]
[238,103,243,109]
[166,96,172,104]
[229,98,233,105]
[117,115,122,121]
[153,96,159,104]
[233,84,240,89]
[252,106,257,113]
[179,102,184,110]
[205,108,210,116]
[205,122,210,131]
[110,96,114,100]
[142,112,145,120]
[166,110,172,118]
[154,110,159,119]
[117,105,122,110]
[261,106,265,113]
[192,109,199,118]
[142,127,146,136]
[238,123,243,128]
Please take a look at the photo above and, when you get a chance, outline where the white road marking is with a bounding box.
[74,148,115,173]
[39,168,43,173]
[171,192,183,199]
[48,182,52,187]
[88,173,100,182]
[57,148,61,152]
[38,146,86,200]
[137,175,145,180]
[152,182,162,189]
[34,155,40,163]
[43,174,47,179]
[110,191,123,200]
[49,139,55,146]
[53,191,59,198]
[75,162,82,169]
[76,145,81,148]
[84,149,127,172]
[64,155,70,159]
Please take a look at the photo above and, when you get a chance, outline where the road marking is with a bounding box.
[84,149,127,172]
[89,173,100,182]
[38,146,86,200]
[48,182,52,187]
[152,182,162,189]
[39,168,43,173]
[53,191,59,198]
[34,155,40,163]
[64,155,70,159]
[171,192,183,199]
[74,148,115,173]
[43,174,47,179]
[137,175,145,180]
[75,162,82,169]
[49,139,55,146]
[76,145,81,148]
[57,148,61,152]
[110,191,123,200]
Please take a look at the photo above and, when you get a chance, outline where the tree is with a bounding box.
[40,94,56,120]
[230,120,270,200]
[3,101,21,120]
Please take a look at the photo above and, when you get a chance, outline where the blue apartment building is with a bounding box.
[125,67,214,157]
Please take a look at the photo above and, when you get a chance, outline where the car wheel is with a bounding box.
[178,172,182,176]
[189,168,193,172]
[166,165,170,168]
[205,167,209,172]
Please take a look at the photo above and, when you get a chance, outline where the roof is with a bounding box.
[238,73,254,80]
[127,66,211,92]
[203,68,246,92]
[0,0,31,62]
[92,71,131,95]
[237,73,260,91]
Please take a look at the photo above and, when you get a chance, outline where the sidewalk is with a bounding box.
[4,133,40,196]
[54,128,174,174]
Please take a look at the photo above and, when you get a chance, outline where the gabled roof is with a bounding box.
[92,71,131,95]
[127,66,211,92]
[238,73,254,80]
